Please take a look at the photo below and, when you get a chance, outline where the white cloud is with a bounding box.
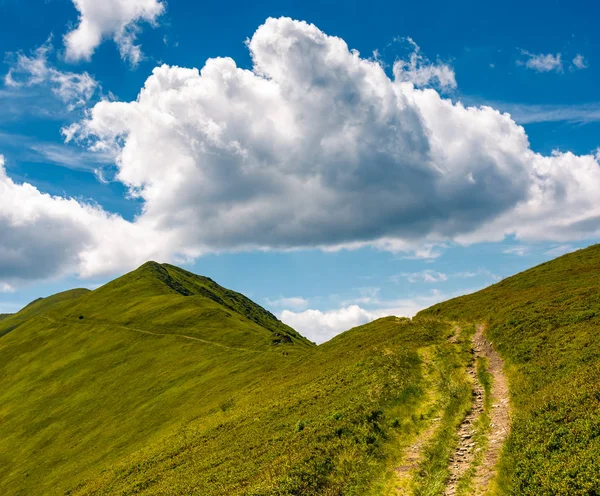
[0,154,176,286]
[391,268,499,284]
[394,270,448,283]
[5,42,97,109]
[63,18,600,271]
[64,0,165,65]
[572,54,589,70]
[28,142,115,173]
[2,17,600,286]
[265,296,308,310]
[519,51,563,72]
[392,37,456,90]
[280,289,455,343]
[340,287,381,306]
[0,283,14,293]
[482,101,600,125]
[545,244,575,257]
[503,245,529,256]
[281,305,381,343]
[454,268,501,281]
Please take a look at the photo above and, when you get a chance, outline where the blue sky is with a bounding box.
[1,0,599,342]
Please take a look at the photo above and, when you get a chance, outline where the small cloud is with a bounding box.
[265,296,309,310]
[281,289,469,343]
[545,244,575,257]
[392,270,448,284]
[518,50,563,73]
[64,0,166,66]
[281,305,381,344]
[29,142,116,175]
[571,54,589,70]
[504,245,529,256]
[0,283,15,293]
[5,41,98,110]
[341,287,381,306]
[392,268,500,285]
[392,37,457,90]
[453,271,477,278]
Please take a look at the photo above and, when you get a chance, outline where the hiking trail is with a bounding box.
[445,324,510,496]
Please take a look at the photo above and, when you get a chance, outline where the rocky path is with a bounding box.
[472,325,510,493]
[445,324,511,496]
[444,325,486,496]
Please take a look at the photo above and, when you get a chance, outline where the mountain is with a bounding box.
[1,250,600,495]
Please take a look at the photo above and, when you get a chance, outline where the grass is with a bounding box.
[0,262,454,495]
[69,317,452,496]
[4,244,600,495]
[421,243,600,495]
[411,325,473,496]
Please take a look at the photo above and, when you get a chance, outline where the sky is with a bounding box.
[1,0,600,343]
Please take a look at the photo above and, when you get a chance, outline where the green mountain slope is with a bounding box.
[3,247,600,495]
[69,317,464,496]
[0,263,461,495]
[421,244,600,495]
[37,261,311,350]
[0,288,90,338]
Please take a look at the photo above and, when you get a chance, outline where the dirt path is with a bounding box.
[472,325,510,493]
[445,324,510,496]
[444,326,485,496]
[394,420,439,494]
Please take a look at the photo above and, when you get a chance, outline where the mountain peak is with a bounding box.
[79,261,312,349]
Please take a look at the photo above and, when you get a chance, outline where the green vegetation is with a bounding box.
[421,244,600,495]
[0,262,454,495]
[70,317,451,496]
[3,244,600,495]
[411,325,473,496]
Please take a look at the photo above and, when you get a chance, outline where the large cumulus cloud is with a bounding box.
[68,17,600,257]
[3,17,600,286]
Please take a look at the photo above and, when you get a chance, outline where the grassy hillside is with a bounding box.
[0,289,90,338]
[421,244,600,495]
[69,317,463,496]
[36,262,312,350]
[4,247,600,495]
[0,262,464,495]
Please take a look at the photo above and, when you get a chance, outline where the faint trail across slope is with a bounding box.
[472,325,510,493]
[393,346,441,495]
[41,314,263,354]
[394,420,439,495]
[115,324,265,353]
